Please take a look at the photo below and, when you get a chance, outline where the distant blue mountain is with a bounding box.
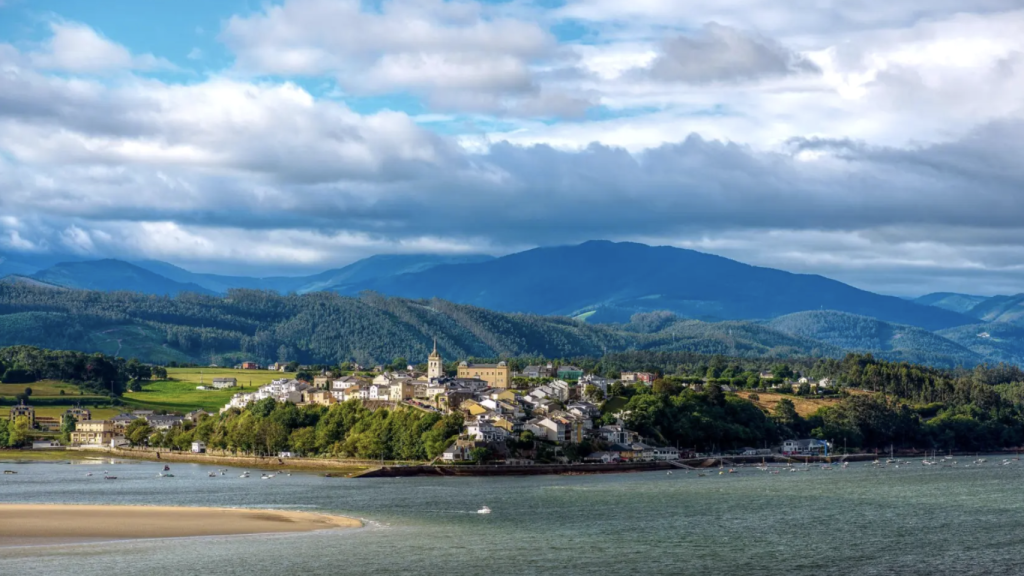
[963,293,1024,326]
[0,252,87,278]
[27,253,495,297]
[133,253,494,295]
[913,292,990,314]
[31,260,216,297]
[343,240,974,331]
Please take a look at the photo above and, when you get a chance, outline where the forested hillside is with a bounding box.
[4,284,798,365]
[767,311,985,368]
[0,284,1015,367]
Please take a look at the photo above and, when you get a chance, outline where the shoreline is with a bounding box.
[0,504,362,547]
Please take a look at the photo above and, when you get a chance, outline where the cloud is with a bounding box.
[1,3,1024,294]
[187,48,203,61]
[29,22,173,73]
[643,23,819,83]
[219,0,582,116]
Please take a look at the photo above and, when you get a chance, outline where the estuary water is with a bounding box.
[2,457,1024,575]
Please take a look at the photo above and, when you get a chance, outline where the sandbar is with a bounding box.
[0,504,361,547]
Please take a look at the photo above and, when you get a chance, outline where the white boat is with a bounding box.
[477,506,492,514]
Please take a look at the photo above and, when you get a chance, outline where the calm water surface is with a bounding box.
[2,457,1024,575]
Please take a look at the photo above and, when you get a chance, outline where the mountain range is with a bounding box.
[2,240,1023,367]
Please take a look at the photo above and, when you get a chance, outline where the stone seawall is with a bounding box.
[108,448,408,472]
[357,461,675,477]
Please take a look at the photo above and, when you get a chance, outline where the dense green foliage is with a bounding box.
[145,399,464,460]
[601,354,1024,452]
[0,345,152,397]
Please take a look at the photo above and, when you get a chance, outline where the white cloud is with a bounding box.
[29,22,173,73]
[219,0,578,116]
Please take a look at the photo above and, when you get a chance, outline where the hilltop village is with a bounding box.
[5,340,840,465]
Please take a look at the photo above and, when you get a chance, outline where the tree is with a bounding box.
[584,384,605,402]
[772,398,800,426]
[250,397,277,418]
[125,419,153,447]
[7,416,30,447]
[289,427,317,456]
[152,366,168,380]
[705,383,725,406]
[469,446,491,464]
[23,387,32,398]
[60,415,77,444]
[295,371,313,383]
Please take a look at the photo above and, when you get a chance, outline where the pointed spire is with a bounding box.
[433,337,437,354]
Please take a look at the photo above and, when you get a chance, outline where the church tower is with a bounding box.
[428,338,443,380]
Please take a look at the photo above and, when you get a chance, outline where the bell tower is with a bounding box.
[428,338,443,380]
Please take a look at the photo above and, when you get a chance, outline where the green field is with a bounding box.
[1,406,122,422]
[602,396,629,414]
[122,368,295,413]
[0,380,84,397]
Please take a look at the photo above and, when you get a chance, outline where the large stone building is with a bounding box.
[9,401,34,427]
[428,339,444,380]
[70,420,116,445]
[63,406,92,424]
[457,361,511,389]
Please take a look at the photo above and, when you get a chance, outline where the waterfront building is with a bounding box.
[70,420,116,445]
[458,361,510,388]
[781,438,829,456]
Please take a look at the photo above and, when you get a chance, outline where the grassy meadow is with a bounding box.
[735,391,846,418]
[122,368,295,413]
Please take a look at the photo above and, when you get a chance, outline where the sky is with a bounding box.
[0,0,1022,296]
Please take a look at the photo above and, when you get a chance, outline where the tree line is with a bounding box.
[128,398,464,460]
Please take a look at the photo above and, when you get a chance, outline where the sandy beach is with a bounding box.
[0,504,361,547]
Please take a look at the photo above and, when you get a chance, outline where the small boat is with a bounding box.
[698,473,706,477]
[163,465,170,471]
[477,506,492,514]
[3,470,17,475]
[208,472,217,477]
[85,472,93,477]
[666,471,673,475]
[104,476,117,480]
[158,473,174,477]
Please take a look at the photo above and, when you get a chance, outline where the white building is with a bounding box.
[211,377,237,389]
[191,441,206,453]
